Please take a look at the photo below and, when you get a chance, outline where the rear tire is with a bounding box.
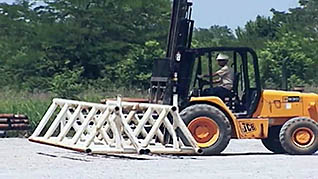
[280,117,318,155]
[180,104,232,155]
[261,126,285,154]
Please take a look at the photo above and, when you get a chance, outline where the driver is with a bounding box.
[199,53,234,100]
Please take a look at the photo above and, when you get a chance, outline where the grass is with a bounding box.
[0,91,52,131]
[0,87,149,135]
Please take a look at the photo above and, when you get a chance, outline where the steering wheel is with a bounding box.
[195,75,210,91]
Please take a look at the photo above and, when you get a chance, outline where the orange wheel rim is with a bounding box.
[292,127,315,147]
[188,117,220,148]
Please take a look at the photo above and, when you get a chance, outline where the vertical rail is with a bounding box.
[31,102,58,137]
[44,104,68,139]
[208,52,213,87]
[163,115,179,149]
[109,112,123,149]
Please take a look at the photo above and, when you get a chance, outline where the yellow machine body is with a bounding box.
[190,90,318,139]
[253,90,318,124]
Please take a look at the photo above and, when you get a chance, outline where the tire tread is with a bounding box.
[180,104,231,155]
[280,117,318,155]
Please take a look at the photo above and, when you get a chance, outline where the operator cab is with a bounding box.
[149,0,261,118]
[187,47,262,117]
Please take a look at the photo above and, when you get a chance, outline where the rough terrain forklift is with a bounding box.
[150,0,318,155]
[29,0,318,155]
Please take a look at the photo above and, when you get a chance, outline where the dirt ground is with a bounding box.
[1,138,318,179]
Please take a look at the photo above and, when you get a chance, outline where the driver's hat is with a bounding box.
[216,53,229,61]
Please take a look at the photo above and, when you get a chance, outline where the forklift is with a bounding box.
[30,0,318,155]
[150,0,318,155]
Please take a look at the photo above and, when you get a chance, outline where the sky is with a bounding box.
[191,0,300,30]
[0,0,300,30]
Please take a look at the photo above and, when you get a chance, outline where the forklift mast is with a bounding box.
[150,0,194,106]
[166,0,193,59]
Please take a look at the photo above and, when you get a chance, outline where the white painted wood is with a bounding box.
[29,98,199,155]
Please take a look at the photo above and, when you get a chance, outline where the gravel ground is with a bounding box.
[1,138,318,179]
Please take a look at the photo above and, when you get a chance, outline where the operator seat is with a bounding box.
[200,72,239,105]
[225,73,241,110]
[231,73,240,98]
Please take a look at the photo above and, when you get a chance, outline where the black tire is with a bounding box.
[180,104,232,155]
[261,126,285,154]
[280,117,318,155]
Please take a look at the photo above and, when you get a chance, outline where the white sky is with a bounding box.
[0,0,300,30]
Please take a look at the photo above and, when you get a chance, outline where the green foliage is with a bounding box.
[113,40,165,89]
[259,33,314,89]
[0,0,170,93]
[271,0,318,39]
[1,0,318,94]
[193,25,236,47]
[255,0,318,89]
[235,16,278,49]
[49,67,84,98]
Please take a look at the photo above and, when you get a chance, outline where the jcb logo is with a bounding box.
[241,122,256,133]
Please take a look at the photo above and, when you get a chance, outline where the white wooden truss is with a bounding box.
[29,98,200,155]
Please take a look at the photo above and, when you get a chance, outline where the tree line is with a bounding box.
[0,0,317,98]
[194,0,318,90]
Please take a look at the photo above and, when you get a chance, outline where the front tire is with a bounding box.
[280,117,318,155]
[180,104,232,155]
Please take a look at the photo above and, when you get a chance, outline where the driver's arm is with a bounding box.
[200,72,218,78]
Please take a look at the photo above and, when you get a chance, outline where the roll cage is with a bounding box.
[183,47,262,117]
[150,0,262,118]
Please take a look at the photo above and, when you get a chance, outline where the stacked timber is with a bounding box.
[0,114,30,131]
